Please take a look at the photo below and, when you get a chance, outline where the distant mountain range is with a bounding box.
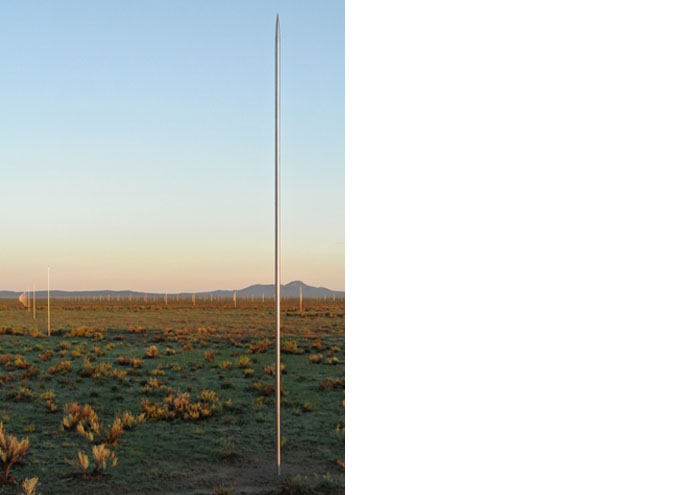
[0,281,343,299]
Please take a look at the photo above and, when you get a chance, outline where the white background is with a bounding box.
[347,1,695,493]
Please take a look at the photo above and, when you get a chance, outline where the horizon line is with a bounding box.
[0,281,345,294]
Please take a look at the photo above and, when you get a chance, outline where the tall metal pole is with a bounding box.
[274,13,282,477]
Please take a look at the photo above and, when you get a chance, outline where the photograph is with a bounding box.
[0,2,344,494]
[6,1,692,494]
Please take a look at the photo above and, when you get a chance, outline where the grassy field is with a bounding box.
[0,299,344,495]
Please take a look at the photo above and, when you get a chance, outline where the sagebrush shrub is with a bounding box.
[62,403,98,431]
[21,476,38,495]
[237,356,252,368]
[66,444,117,477]
[144,345,158,359]
[263,363,287,375]
[0,422,30,481]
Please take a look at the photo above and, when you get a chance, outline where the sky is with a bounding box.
[0,1,344,292]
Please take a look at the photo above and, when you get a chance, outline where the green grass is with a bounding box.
[0,299,344,495]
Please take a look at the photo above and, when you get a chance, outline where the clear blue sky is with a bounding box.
[0,1,344,292]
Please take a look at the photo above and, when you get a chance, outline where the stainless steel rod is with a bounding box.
[274,13,282,477]
[47,267,50,336]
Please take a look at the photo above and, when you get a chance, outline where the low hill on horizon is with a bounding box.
[0,281,343,300]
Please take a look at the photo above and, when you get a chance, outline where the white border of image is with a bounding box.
[347,1,695,493]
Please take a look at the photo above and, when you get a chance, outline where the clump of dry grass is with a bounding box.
[281,340,299,354]
[216,435,240,462]
[260,383,277,397]
[243,368,255,378]
[66,444,117,478]
[139,399,171,421]
[76,415,124,446]
[12,354,29,370]
[263,363,287,375]
[309,354,323,364]
[91,444,118,473]
[0,422,30,481]
[119,411,141,429]
[38,350,53,361]
[80,358,127,380]
[66,405,135,446]
[141,377,167,394]
[144,345,158,359]
[204,351,215,362]
[66,450,89,478]
[18,365,39,380]
[21,477,38,495]
[48,360,72,374]
[41,391,59,413]
[219,360,232,369]
[140,390,219,422]
[199,389,218,403]
[65,326,103,339]
[252,396,266,411]
[62,403,98,431]
[237,356,253,368]
[11,386,34,401]
[248,339,272,354]
[320,377,345,390]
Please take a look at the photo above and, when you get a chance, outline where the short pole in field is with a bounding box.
[47,267,51,337]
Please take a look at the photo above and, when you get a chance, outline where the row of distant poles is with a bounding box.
[19,274,336,337]
[21,284,337,307]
